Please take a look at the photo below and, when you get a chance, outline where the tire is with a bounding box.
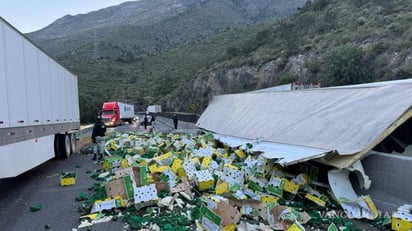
[61,134,71,159]
[54,134,71,159]
[54,134,62,159]
[69,133,76,155]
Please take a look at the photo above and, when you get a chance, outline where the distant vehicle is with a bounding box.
[101,102,134,127]
[147,105,162,113]
[0,17,80,178]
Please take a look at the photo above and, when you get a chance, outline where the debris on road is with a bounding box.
[30,203,43,212]
[76,192,88,202]
[75,130,398,230]
[60,171,77,186]
[392,204,412,231]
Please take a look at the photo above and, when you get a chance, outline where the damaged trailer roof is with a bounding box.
[213,133,331,166]
[196,82,412,169]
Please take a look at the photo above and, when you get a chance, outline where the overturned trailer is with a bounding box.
[196,79,412,215]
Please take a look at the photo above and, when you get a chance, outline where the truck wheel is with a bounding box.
[70,133,76,154]
[61,134,71,159]
[54,134,71,159]
[54,134,62,159]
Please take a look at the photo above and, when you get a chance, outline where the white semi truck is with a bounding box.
[0,17,80,178]
[147,105,162,113]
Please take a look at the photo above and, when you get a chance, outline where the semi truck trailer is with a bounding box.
[147,104,162,114]
[0,17,80,178]
[101,102,134,126]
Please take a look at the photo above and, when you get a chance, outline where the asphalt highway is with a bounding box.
[0,118,198,231]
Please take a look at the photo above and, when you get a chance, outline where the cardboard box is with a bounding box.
[194,147,214,158]
[60,172,76,186]
[222,164,244,185]
[286,222,305,231]
[182,161,197,180]
[105,175,135,200]
[282,178,299,194]
[270,205,311,230]
[339,195,379,220]
[200,199,241,231]
[200,205,222,231]
[195,170,215,191]
[268,175,284,197]
[171,158,183,173]
[132,165,148,186]
[305,193,326,207]
[156,152,174,166]
[90,196,126,213]
[169,176,191,197]
[102,156,123,171]
[392,204,412,231]
[231,197,278,223]
[134,184,159,209]
[202,156,212,169]
[105,178,127,199]
[114,167,134,179]
[248,176,268,193]
[159,167,177,187]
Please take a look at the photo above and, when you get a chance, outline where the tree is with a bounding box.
[79,92,98,124]
[320,44,373,86]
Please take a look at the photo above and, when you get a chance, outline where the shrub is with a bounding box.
[395,65,412,79]
[279,71,296,85]
[320,44,373,86]
[356,16,367,26]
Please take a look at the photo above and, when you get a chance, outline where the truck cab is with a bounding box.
[101,102,134,127]
[101,102,121,126]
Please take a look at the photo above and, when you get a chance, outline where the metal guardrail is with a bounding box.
[75,124,94,140]
[75,114,202,140]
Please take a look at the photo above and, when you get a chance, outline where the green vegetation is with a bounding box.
[60,24,270,123]
[320,44,373,86]
[54,0,412,123]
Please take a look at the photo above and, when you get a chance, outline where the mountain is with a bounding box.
[25,0,307,122]
[162,0,412,112]
[26,0,412,124]
[28,0,306,57]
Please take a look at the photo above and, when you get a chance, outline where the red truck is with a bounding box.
[101,102,134,126]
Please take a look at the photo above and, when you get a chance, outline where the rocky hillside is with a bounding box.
[25,0,307,122]
[26,0,412,123]
[162,0,412,112]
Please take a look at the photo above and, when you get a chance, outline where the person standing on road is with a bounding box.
[150,115,155,127]
[91,116,107,160]
[172,114,178,129]
[143,114,148,130]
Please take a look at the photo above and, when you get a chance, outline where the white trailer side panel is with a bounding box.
[58,66,67,122]
[49,59,60,123]
[0,135,54,178]
[3,21,28,128]
[0,17,80,178]
[38,51,52,124]
[0,23,9,128]
[118,102,135,119]
[69,72,80,122]
[147,105,162,113]
[23,39,42,126]
[68,72,75,121]
[74,77,80,120]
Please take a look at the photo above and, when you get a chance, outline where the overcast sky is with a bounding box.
[0,0,139,33]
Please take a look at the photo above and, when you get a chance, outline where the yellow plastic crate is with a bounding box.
[60,172,76,186]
